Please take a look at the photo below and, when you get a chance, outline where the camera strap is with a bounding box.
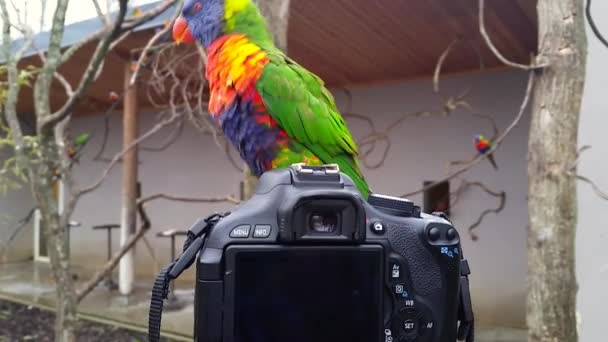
[457,257,475,342]
[148,212,229,342]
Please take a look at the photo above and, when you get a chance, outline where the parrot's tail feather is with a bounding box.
[332,155,371,199]
[487,153,499,170]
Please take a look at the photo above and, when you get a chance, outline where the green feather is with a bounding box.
[256,52,370,198]
[74,133,89,147]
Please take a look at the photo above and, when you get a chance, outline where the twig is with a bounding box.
[451,180,506,240]
[39,0,130,132]
[586,0,608,49]
[141,118,184,152]
[80,112,181,195]
[91,0,109,25]
[434,38,459,93]
[75,188,238,303]
[478,0,545,70]
[92,99,122,162]
[576,175,608,200]
[130,3,182,86]
[402,70,535,197]
[0,207,36,256]
[141,235,162,274]
[76,194,152,303]
[137,192,240,205]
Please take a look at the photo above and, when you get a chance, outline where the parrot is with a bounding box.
[474,134,498,170]
[67,133,90,162]
[109,91,120,103]
[172,0,371,198]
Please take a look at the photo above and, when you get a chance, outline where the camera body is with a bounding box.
[194,164,464,342]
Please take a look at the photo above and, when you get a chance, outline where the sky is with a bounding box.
[1,0,158,37]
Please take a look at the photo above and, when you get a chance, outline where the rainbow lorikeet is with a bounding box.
[474,134,498,170]
[172,0,370,198]
[67,133,90,161]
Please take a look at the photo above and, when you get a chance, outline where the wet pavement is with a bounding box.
[0,261,527,341]
[0,261,192,340]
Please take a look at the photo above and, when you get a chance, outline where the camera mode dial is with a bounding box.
[368,194,417,217]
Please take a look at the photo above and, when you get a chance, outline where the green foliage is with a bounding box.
[0,65,41,194]
[0,121,41,195]
[0,65,38,106]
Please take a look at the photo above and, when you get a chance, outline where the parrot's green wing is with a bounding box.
[255,51,370,197]
[74,133,90,147]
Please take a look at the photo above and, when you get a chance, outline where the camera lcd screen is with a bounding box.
[230,246,383,342]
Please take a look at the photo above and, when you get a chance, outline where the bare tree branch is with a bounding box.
[130,3,182,86]
[576,175,608,200]
[139,192,240,205]
[76,189,237,303]
[91,0,109,25]
[451,179,506,240]
[434,38,459,93]
[0,207,36,259]
[586,0,608,49]
[79,112,181,196]
[39,0,129,132]
[479,0,546,70]
[0,0,25,146]
[402,70,535,198]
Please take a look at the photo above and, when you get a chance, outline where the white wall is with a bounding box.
[65,69,532,329]
[577,3,608,341]
[334,70,531,329]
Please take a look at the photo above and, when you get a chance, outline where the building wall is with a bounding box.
[63,69,531,329]
[576,4,608,341]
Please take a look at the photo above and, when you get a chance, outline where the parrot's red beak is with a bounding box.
[173,16,195,44]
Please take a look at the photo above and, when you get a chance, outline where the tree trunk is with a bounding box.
[33,139,78,342]
[241,0,291,200]
[527,1,587,341]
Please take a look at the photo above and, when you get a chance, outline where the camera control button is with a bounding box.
[428,227,440,241]
[447,228,458,240]
[229,225,251,238]
[402,318,417,334]
[393,284,409,298]
[419,317,434,335]
[371,221,385,234]
[253,225,272,238]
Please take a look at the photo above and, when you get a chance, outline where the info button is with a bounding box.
[253,225,272,238]
[230,225,251,238]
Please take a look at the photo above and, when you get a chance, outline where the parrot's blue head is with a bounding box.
[173,0,257,48]
[474,134,485,143]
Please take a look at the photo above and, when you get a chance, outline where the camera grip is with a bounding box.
[387,223,442,296]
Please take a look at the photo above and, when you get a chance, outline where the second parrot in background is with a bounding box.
[474,134,498,170]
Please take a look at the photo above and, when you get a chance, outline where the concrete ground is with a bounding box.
[0,261,527,341]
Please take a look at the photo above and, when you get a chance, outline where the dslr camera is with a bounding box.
[148,164,474,342]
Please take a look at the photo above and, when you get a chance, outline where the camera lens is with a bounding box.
[309,213,338,233]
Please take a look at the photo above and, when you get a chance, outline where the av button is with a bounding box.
[253,225,272,238]
[230,225,250,238]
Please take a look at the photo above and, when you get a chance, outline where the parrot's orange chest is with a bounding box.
[205,34,270,116]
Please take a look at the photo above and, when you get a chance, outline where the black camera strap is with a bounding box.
[148,212,229,342]
[457,257,475,342]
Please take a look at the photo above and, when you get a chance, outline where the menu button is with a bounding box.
[230,225,251,238]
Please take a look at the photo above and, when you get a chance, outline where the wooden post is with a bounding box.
[527,0,587,341]
[119,62,139,296]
